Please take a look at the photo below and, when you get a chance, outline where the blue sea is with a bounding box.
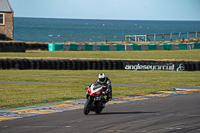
[14,17,200,42]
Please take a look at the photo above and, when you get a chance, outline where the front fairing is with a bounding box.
[87,83,103,96]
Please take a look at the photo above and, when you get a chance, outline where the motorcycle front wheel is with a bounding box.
[95,108,102,114]
[83,98,91,115]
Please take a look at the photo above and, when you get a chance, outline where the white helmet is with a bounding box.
[98,73,106,82]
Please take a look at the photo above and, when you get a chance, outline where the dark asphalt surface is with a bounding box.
[0,92,200,133]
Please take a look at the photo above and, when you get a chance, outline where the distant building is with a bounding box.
[0,0,13,40]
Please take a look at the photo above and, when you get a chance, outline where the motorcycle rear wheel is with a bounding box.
[83,98,91,115]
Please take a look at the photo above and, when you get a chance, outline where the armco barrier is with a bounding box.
[0,59,199,71]
[179,43,187,50]
[2,42,199,52]
[64,44,70,51]
[116,44,125,51]
[187,43,194,49]
[48,44,63,51]
[48,44,55,51]
[70,44,78,51]
[109,45,117,51]
[78,44,85,51]
[164,44,172,50]
[141,45,148,51]
[156,44,164,50]
[93,44,100,51]
[85,44,93,51]
[148,44,156,50]
[171,43,179,50]
[133,44,141,51]
[48,42,200,51]
[194,43,200,49]
[126,44,133,50]
[100,44,109,51]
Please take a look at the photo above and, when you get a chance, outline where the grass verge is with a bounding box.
[0,83,172,109]
[0,70,199,109]
[0,49,200,61]
[0,70,199,86]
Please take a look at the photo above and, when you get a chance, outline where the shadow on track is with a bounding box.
[98,111,159,115]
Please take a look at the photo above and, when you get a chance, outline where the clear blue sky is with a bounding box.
[9,0,200,20]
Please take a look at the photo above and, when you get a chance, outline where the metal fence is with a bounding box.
[125,31,200,42]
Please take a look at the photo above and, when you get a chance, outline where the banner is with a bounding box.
[124,62,185,71]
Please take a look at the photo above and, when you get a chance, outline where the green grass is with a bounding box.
[0,83,172,108]
[0,70,199,86]
[0,83,86,108]
[0,49,200,61]
[0,70,199,108]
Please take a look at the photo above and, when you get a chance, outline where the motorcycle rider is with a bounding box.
[95,73,112,103]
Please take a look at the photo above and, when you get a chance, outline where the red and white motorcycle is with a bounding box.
[83,83,107,115]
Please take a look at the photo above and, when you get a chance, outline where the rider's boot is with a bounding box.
[102,98,107,108]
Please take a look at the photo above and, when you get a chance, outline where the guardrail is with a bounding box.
[48,43,200,51]
[0,42,199,52]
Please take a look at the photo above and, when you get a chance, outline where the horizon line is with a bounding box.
[13,16,200,22]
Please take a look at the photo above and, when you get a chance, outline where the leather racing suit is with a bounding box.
[95,77,112,102]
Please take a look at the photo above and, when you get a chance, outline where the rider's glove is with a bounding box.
[85,86,89,90]
[106,88,110,92]
[102,91,107,95]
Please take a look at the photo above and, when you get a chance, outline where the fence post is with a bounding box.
[187,32,189,39]
[170,33,172,41]
[179,33,181,40]
[196,31,198,39]
[162,34,164,41]
[145,35,147,42]
[135,35,137,42]
[154,34,156,41]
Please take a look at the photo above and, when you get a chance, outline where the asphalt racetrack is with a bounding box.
[1,90,200,133]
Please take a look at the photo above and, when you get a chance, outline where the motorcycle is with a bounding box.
[83,83,107,115]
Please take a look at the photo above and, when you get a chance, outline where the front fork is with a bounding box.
[97,98,103,108]
[86,94,103,110]
[86,93,89,99]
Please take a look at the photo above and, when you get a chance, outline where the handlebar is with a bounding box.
[85,83,107,90]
